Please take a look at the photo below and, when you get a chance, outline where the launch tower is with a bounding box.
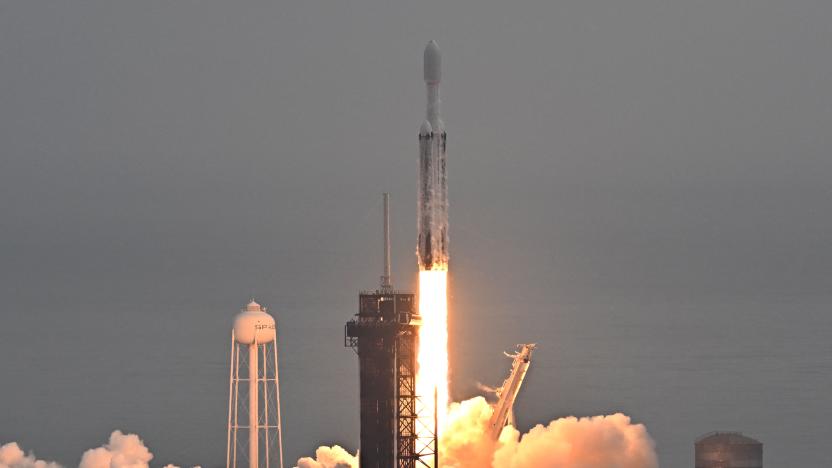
[346,194,436,467]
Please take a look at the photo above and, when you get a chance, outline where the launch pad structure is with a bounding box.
[345,194,437,468]
[487,344,536,440]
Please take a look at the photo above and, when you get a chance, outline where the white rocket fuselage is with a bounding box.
[418,41,448,270]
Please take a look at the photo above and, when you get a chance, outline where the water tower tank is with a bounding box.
[695,432,763,468]
[233,300,275,344]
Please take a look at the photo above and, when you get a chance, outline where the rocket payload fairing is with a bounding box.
[418,41,448,270]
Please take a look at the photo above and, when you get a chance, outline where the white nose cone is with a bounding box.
[234,300,276,344]
[424,40,441,83]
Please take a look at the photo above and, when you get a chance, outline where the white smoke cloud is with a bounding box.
[78,431,153,468]
[7,400,656,468]
[296,396,657,468]
[441,397,658,468]
[294,446,357,468]
[439,397,500,468]
[2,431,198,468]
[494,413,658,468]
[0,442,61,468]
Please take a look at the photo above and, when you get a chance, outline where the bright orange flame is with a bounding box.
[417,267,449,457]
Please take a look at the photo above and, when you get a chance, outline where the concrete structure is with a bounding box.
[695,432,762,468]
[227,301,284,468]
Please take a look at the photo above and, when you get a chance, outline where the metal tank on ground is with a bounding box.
[695,431,762,468]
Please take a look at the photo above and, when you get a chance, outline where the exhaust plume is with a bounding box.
[476,382,498,394]
[441,397,658,468]
[2,431,200,468]
[78,431,152,468]
[297,397,657,468]
[0,442,60,468]
[294,446,357,468]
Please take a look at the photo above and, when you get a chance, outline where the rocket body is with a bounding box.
[418,41,448,270]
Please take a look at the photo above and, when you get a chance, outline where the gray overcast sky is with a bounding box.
[1,1,830,466]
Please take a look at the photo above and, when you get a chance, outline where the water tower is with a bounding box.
[227,300,284,468]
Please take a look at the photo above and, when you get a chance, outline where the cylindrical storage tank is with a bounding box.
[695,432,763,468]
[233,300,276,344]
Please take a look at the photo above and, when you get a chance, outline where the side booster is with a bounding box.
[417,40,449,271]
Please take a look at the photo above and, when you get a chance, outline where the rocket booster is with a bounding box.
[417,41,448,270]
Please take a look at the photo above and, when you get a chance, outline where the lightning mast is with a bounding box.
[381,193,392,290]
[486,344,536,440]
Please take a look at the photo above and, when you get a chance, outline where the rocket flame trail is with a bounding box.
[417,269,449,428]
[416,40,449,463]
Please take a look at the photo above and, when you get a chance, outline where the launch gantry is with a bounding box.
[345,194,437,468]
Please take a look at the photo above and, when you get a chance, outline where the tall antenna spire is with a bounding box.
[381,193,392,290]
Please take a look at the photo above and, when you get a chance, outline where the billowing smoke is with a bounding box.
[6,402,656,468]
[78,431,153,468]
[297,396,657,468]
[2,431,198,468]
[493,413,657,468]
[0,442,60,468]
[294,446,357,468]
[438,397,501,467]
[440,397,658,468]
